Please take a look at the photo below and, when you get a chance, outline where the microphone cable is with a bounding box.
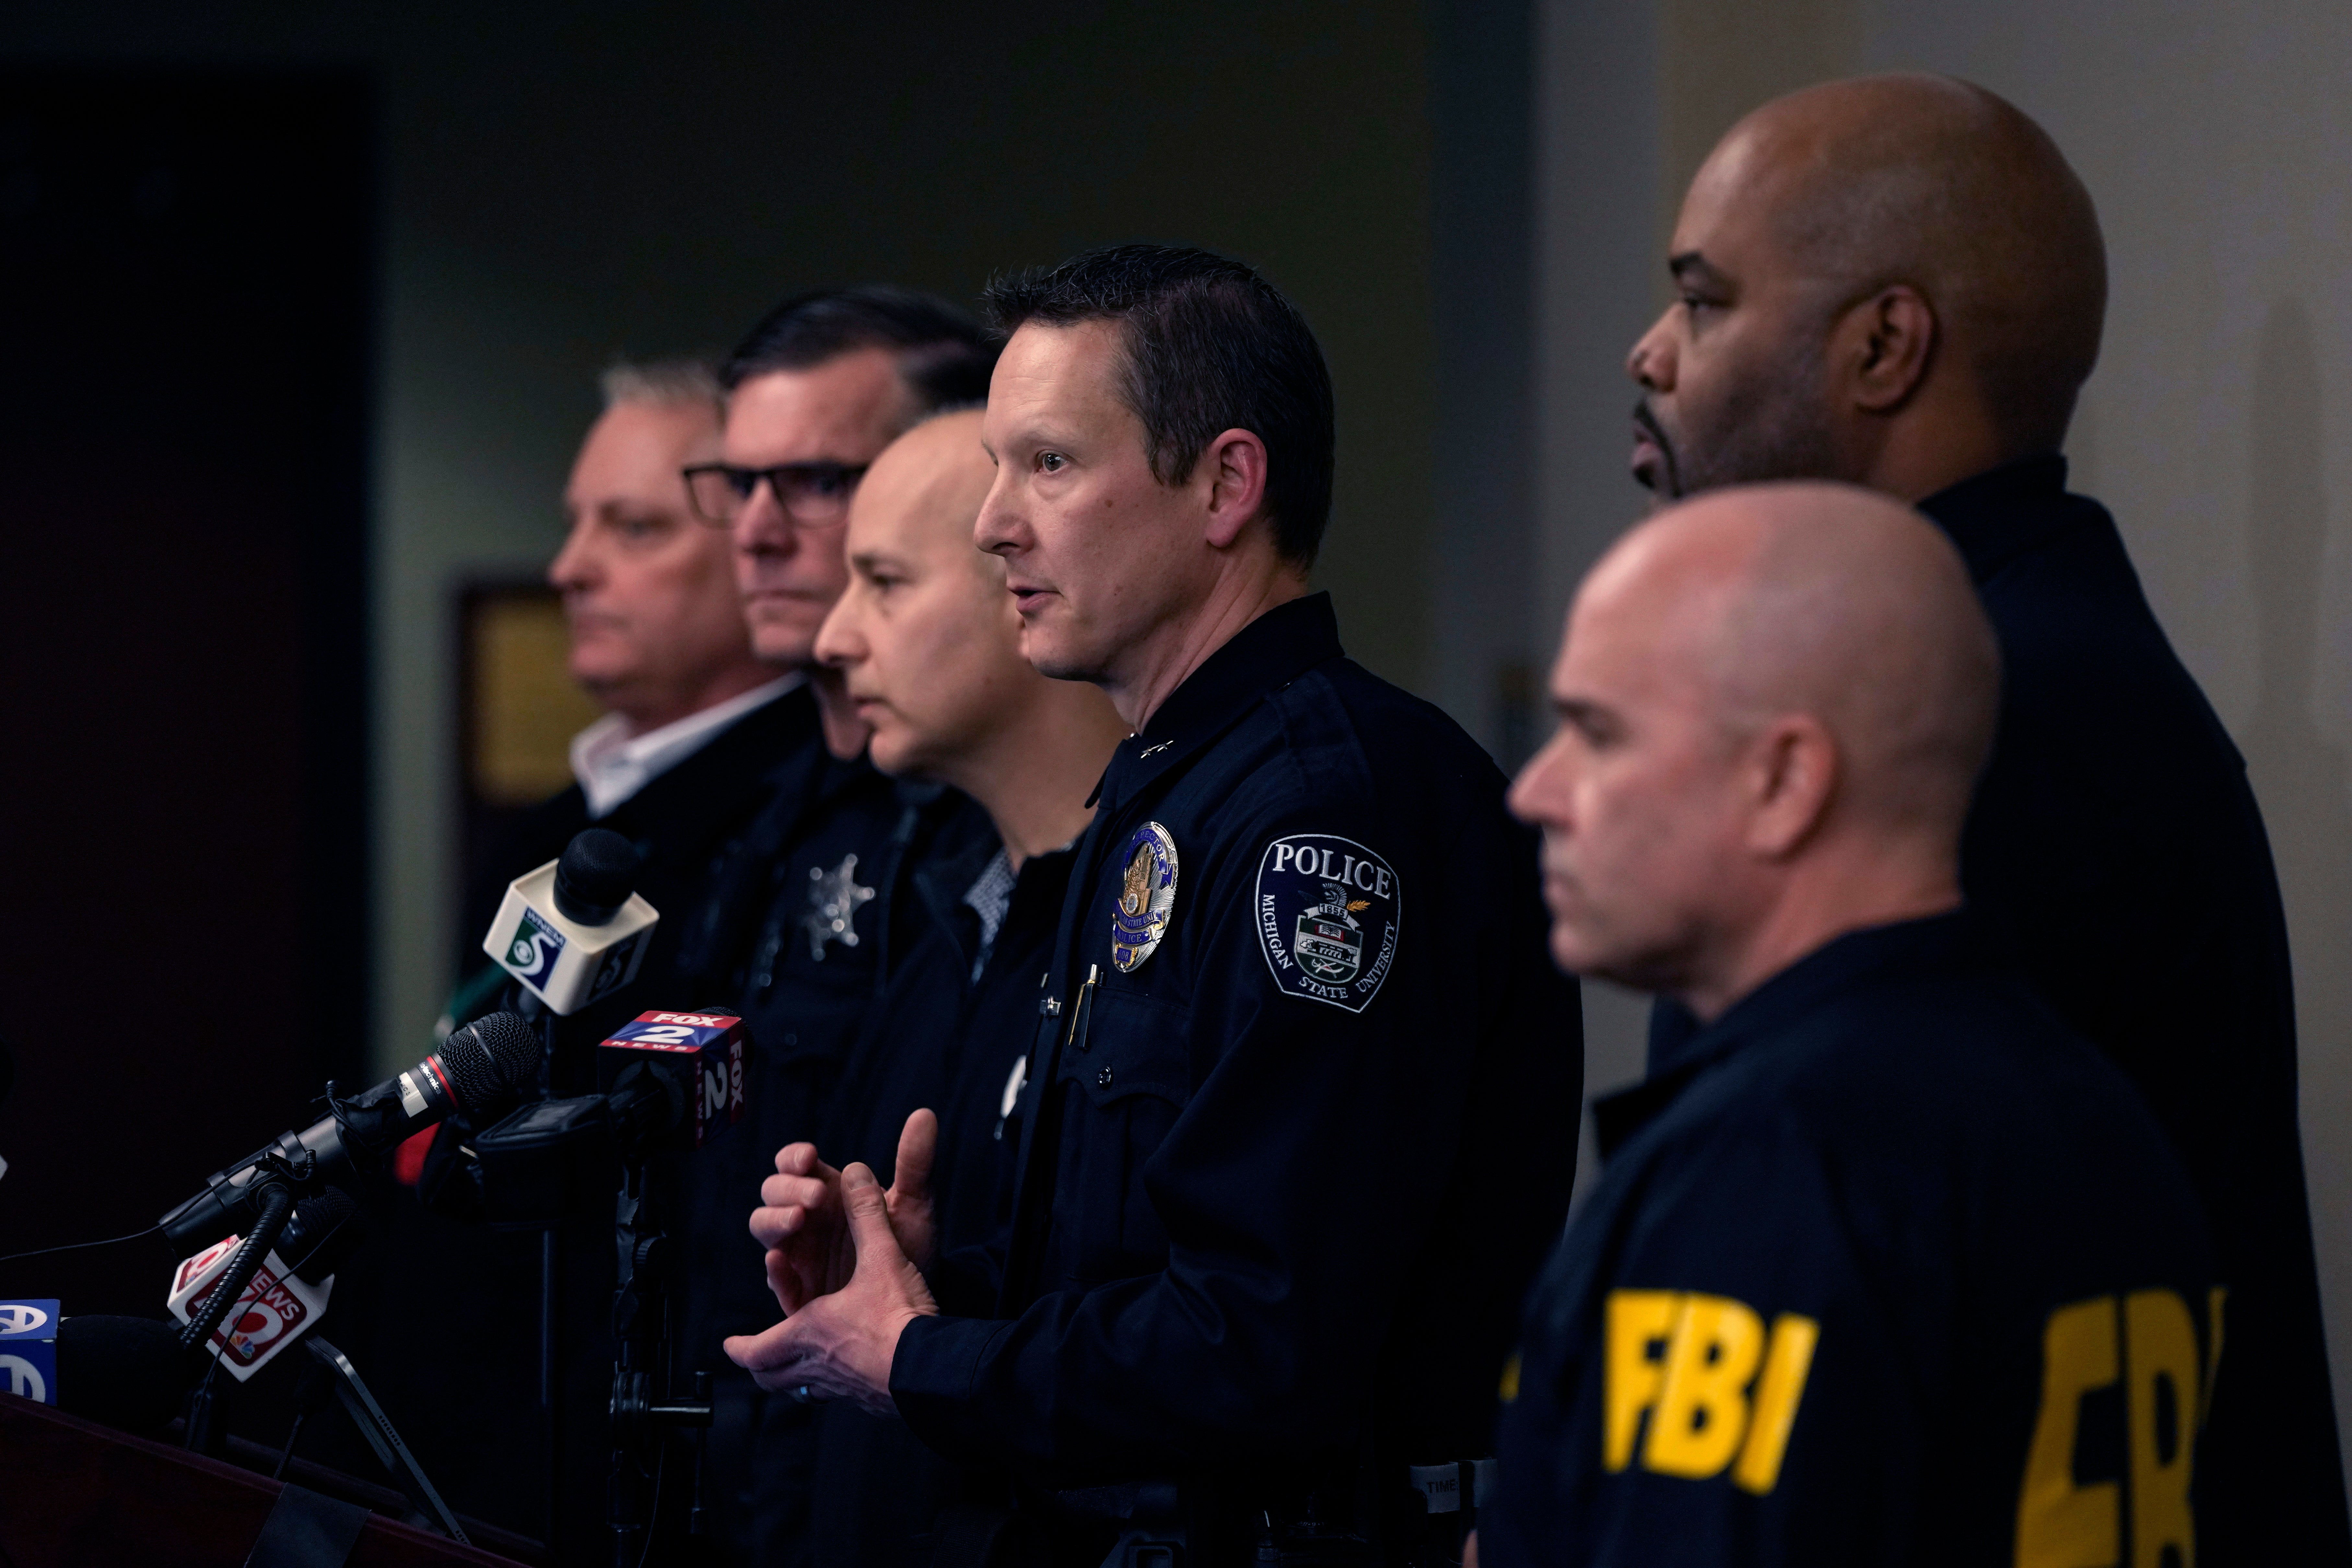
[0,1223,163,1270]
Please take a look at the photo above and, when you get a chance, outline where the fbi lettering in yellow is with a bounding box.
[1603,1289,1820,1495]
[2016,1287,2220,1568]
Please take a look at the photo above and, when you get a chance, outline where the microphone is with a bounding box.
[483,828,659,1015]
[0,1301,190,1435]
[167,1203,348,1382]
[57,1316,190,1436]
[473,1009,746,1228]
[159,1013,540,1255]
[161,1187,361,1384]
[596,1009,748,1153]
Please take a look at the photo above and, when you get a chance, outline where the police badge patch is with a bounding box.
[1110,822,1179,973]
[1255,834,1400,1012]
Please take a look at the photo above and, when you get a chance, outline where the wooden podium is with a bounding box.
[0,1393,539,1567]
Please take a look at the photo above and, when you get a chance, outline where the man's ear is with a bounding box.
[1831,285,1938,416]
[1744,715,1839,860]
[1200,428,1270,550]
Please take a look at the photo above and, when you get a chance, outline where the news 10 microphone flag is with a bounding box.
[0,1299,59,1404]
[165,1240,333,1381]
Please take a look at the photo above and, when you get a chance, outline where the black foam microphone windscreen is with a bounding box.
[56,1315,189,1437]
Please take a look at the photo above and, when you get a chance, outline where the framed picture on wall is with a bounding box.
[453,581,603,967]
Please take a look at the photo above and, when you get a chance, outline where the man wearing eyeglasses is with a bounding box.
[670,286,999,1565]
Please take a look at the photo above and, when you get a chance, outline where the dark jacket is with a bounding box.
[1649,454,2344,1553]
[890,594,1584,1562]
[667,720,943,1566]
[1490,913,2216,1567]
[451,684,809,1058]
[1693,447,2333,1551]
[1927,457,2342,1554]
[807,818,1080,1568]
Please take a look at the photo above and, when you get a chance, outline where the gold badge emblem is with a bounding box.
[1110,821,1179,972]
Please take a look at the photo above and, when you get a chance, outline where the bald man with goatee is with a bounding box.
[1486,484,2215,1566]
[1625,74,2344,1547]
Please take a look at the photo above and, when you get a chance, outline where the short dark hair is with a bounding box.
[720,285,998,412]
[983,244,1336,567]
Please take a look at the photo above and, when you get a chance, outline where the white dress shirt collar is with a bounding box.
[570,673,802,820]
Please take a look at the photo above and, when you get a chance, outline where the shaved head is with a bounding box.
[1629,74,2105,503]
[1732,74,2104,447]
[1600,482,2000,825]
[816,404,1129,858]
[1509,482,1999,1015]
[859,408,999,560]
[814,408,1019,779]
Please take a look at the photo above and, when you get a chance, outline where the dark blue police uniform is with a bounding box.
[809,823,1082,1566]
[1653,454,2344,1554]
[665,698,937,1565]
[889,592,1583,1562]
[1501,913,2217,1567]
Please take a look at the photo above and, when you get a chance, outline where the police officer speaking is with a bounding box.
[1482,484,2215,1564]
[726,244,1584,1564]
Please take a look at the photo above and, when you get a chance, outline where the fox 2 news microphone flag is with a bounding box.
[163,1239,332,1382]
[599,1011,746,1150]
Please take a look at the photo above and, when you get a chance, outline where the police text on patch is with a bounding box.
[1255,833,1401,1012]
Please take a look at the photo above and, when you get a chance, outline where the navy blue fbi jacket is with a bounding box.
[1651,454,2346,1553]
[1493,915,2217,1567]
[890,593,1585,1539]
[1928,455,2342,1551]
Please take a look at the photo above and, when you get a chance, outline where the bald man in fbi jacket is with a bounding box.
[1482,484,2215,1566]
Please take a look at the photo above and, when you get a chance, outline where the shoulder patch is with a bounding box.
[1254,834,1401,1012]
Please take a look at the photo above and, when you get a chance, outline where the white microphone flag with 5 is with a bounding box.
[485,856,658,1015]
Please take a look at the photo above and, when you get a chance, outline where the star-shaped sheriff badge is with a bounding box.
[801,852,876,961]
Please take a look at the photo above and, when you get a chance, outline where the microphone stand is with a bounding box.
[180,1166,298,1453]
[512,989,568,1562]
[606,1147,712,1565]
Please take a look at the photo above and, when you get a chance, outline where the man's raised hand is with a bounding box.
[750,1141,850,1313]
[724,1158,939,1417]
[747,1110,941,1315]
[880,1108,940,1275]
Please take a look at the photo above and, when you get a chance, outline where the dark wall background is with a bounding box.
[0,69,373,1307]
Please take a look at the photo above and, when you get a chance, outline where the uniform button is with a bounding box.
[1096,1066,1113,1088]
[1042,997,1062,1017]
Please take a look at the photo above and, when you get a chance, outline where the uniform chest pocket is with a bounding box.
[1054,984,1192,1284]
[1066,984,1193,1107]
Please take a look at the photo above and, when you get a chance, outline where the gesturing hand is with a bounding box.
[748,1109,940,1315]
[724,1158,939,1418]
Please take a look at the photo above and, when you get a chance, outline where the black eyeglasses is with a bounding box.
[682,462,870,527]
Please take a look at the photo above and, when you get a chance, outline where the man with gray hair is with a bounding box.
[446,357,803,1044]
[417,358,820,1561]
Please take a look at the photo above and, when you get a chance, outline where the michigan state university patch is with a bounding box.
[1255,834,1401,1012]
